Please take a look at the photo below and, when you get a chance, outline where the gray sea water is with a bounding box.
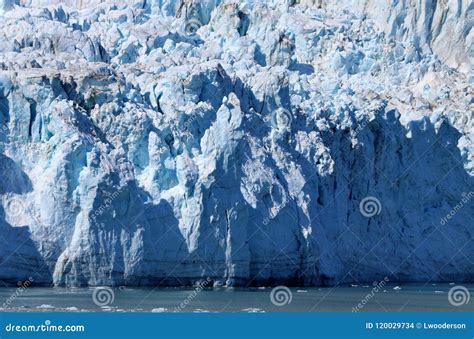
[0,284,472,312]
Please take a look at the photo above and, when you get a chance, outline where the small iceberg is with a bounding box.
[242,308,265,313]
[151,308,168,313]
[65,307,79,311]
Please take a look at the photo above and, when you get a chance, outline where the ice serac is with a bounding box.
[0,0,472,287]
[0,0,17,14]
[321,0,473,74]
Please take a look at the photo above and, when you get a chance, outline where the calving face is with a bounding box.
[0,0,472,288]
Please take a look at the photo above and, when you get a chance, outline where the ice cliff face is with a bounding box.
[0,0,472,287]
[323,0,473,74]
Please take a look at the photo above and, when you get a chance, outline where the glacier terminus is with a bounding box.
[0,0,472,287]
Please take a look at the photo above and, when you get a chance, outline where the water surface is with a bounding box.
[0,284,472,312]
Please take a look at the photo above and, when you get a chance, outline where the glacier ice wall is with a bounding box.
[0,0,473,287]
[322,0,473,74]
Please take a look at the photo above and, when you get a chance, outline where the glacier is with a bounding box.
[0,0,472,287]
